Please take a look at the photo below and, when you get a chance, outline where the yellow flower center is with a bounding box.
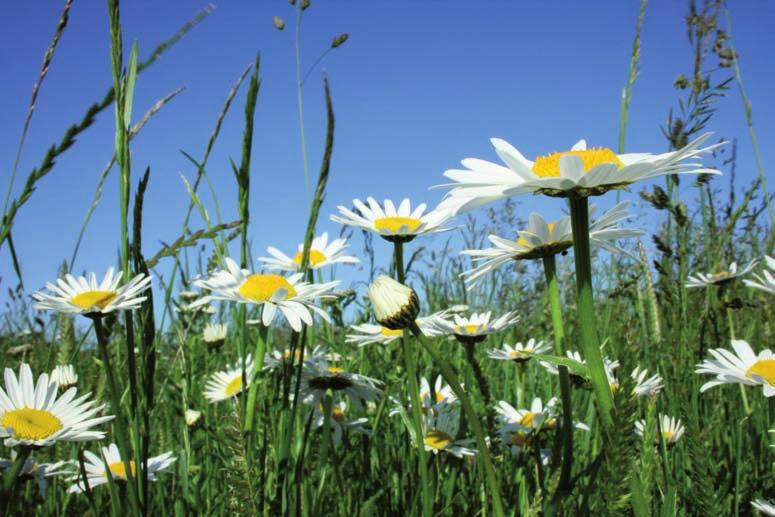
[380,327,403,337]
[238,274,297,302]
[292,249,327,266]
[662,431,674,441]
[746,359,775,386]
[108,460,136,480]
[224,376,243,397]
[455,324,482,335]
[332,406,345,422]
[328,367,344,375]
[421,391,447,403]
[517,222,556,247]
[424,430,453,450]
[374,216,422,234]
[281,350,304,362]
[532,148,623,178]
[71,290,118,310]
[1,408,63,441]
[520,412,535,428]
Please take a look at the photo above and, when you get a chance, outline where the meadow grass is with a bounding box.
[0,1,773,516]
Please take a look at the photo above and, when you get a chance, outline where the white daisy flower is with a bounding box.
[487,339,552,363]
[32,268,151,317]
[496,398,558,434]
[685,259,758,288]
[185,409,202,428]
[630,366,663,398]
[299,357,382,412]
[204,355,255,403]
[259,232,360,272]
[50,365,78,389]
[191,257,338,332]
[540,350,618,389]
[752,499,775,516]
[419,375,458,412]
[420,406,476,458]
[438,133,720,212]
[263,345,327,371]
[0,450,74,498]
[0,363,114,447]
[311,397,370,445]
[744,256,775,294]
[67,443,175,493]
[635,414,685,446]
[696,339,775,397]
[428,311,520,344]
[461,201,644,288]
[331,197,454,243]
[367,275,420,330]
[203,323,228,349]
[345,310,456,347]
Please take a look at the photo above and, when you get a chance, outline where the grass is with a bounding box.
[0,0,773,516]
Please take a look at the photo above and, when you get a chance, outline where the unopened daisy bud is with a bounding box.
[272,16,285,30]
[51,364,78,389]
[179,291,199,301]
[185,409,202,428]
[367,275,420,330]
[331,33,348,49]
[203,323,227,350]
[300,0,310,10]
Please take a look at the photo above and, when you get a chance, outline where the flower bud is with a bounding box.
[367,275,420,330]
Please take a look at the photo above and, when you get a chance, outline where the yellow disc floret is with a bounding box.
[424,430,452,450]
[746,359,775,385]
[71,290,118,310]
[293,249,327,266]
[1,408,63,441]
[238,274,297,302]
[374,216,422,234]
[224,376,243,397]
[108,460,137,480]
[380,327,403,337]
[532,148,623,178]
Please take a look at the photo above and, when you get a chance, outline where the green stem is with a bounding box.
[294,4,311,202]
[394,241,433,517]
[244,323,268,436]
[542,255,574,495]
[408,322,505,517]
[1,445,30,498]
[463,342,495,436]
[568,197,614,428]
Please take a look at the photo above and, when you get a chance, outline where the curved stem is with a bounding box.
[408,322,505,517]
[542,254,574,495]
[568,197,614,428]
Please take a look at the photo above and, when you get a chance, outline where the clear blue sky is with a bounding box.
[1,1,773,311]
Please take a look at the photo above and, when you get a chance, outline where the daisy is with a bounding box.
[331,197,454,243]
[487,339,552,363]
[68,443,175,493]
[204,355,254,403]
[752,499,775,516]
[685,259,759,288]
[461,201,643,288]
[190,257,338,332]
[630,366,663,398]
[540,350,618,389]
[635,414,685,446]
[345,310,456,347]
[744,255,775,294]
[696,339,775,397]
[496,398,558,434]
[259,232,360,271]
[419,375,458,412]
[0,451,74,498]
[32,268,151,317]
[367,275,420,330]
[0,363,113,447]
[428,311,520,344]
[299,357,382,411]
[438,133,719,212]
[420,406,476,458]
[312,397,370,444]
[263,345,326,371]
[203,323,228,349]
[50,365,78,389]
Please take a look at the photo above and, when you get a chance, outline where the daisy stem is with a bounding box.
[244,323,268,436]
[568,196,615,429]
[393,241,433,517]
[319,391,333,470]
[1,445,30,497]
[542,254,574,495]
[93,316,142,516]
[408,321,505,517]
[463,342,495,436]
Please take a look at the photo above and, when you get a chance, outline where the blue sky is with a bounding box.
[1,1,773,313]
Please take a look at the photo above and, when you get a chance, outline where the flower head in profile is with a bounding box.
[439,133,720,212]
[32,268,151,317]
[191,257,338,331]
[367,275,420,330]
[418,406,475,458]
[540,350,619,389]
[50,364,78,389]
[263,345,327,371]
[496,398,558,434]
[428,311,520,344]
[259,232,360,272]
[311,396,370,444]
[0,451,74,498]
[487,339,552,363]
[630,366,663,398]
[686,259,758,288]
[744,255,775,294]
[204,355,254,403]
[0,363,113,447]
[345,309,455,347]
[696,339,775,397]
[461,201,643,288]
[299,356,382,412]
[635,414,685,446]
[68,443,175,493]
[331,197,454,243]
[203,323,228,349]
